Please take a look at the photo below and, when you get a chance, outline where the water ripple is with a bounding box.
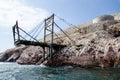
[0,62,120,80]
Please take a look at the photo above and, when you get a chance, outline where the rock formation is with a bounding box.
[17,46,43,64]
[0,13,120,68]
[93,15,114,24]
[0,45,27,62]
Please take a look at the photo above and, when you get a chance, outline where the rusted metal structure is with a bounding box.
[12,14,67,62]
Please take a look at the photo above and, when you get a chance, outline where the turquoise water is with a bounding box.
[0,63,120,80]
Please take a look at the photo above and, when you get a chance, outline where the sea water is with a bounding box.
[0,62,120,80]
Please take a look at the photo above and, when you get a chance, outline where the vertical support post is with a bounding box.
[44,19,46,43]
[43,47,45,61]
[50,14,54,59]
[12,24,16,43]
[44,14,55,60]
[16,21,20,41]
[51,14,54,44]
[43,19,47,61]
[12,21,20,46]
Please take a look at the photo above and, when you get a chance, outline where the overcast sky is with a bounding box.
[0,0,120,52]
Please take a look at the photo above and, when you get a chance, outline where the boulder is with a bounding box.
[102,46,117,68]
[17,46,43,64]
[114,49,120,67]
[0,45,27,62]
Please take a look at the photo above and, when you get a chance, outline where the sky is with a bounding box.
[0,0,120,52]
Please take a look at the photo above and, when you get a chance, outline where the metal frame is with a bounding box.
[12,14,67,62]
[12,21,20,44]
[44,14,54,60]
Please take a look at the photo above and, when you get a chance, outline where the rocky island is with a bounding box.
[0,13,120,68]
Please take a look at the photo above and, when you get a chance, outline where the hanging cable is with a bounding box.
[24,20,44,38]
[30,21,44,41]
[18,27,39,42]
[54,14,81,32]
[34,25,44,39]
[46,26,63,42]
[54,22,73,42]
[15,32,26,40]
[31,21,44,38]
[54,32,63,43]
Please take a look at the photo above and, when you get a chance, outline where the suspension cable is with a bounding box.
[18,27,39,42]
[16,14,78,45]
[54,22,73,42]
[34,25,44,39]
[54,14,81,31]
[24,20,44,38]
[46,26,63,42]
[31,21,44,39]
[54,32,63,43]
[15,32,26,40]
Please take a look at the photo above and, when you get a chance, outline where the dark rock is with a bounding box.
[101,46,117,68]
[114,48,120,67]
[108,23,120,37]
[46,47,97,68]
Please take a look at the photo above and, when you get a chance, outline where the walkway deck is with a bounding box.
[15,40,66,50]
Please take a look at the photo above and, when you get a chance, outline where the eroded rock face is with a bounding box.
[46,46,120,68]
[101,46,117,68]
[16,13,120,68]
[114,49,120,67]
[0,45,27,62]
[108,23,120,37]
[17,46,43,64]
[113,13,120,20]
[46,47,97,68]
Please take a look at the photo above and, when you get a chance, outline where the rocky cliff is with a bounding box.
[0,13,120,68]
